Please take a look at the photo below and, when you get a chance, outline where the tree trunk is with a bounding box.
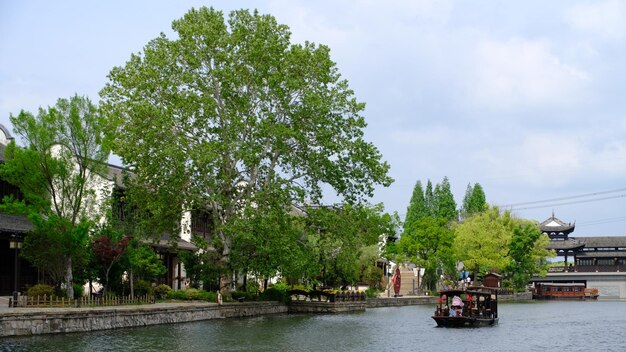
[219,238,232,291]
[130,268,134,299]
[65,255,74,299]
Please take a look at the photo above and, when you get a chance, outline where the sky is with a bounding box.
[2,0,626,236]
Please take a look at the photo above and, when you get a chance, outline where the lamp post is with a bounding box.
[10,235,23,307]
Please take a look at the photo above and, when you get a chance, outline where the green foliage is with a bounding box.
[453,206,555,289]
[403,181,428,234]
[398,176,459,289]
[2,94,110,299]
[178,246,221,291]
[165,289,216,302]
[73,283,84,297]
[100,7,392,287]
[26,284,55,297]
[127,244,166,282]
[434,177,457,222]
[398,216,455,289]
[461,183,487,219]
[359,245,384,289]
[134,279,153,296]
[21,213,91,287]
[239,280,260,294]
[154,284,172,299]
[261,284,290,303]
[365,287,379,299]
[505,222,554,291]
[167,290,187,300]
[298,203,397,287]
[453,206,512,274]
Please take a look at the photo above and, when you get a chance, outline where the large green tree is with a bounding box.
[397,216,455,290]
[399,177,458,288]
[453,206,554,288]
[300,203,396,288]
[100,7,392,287]
[505,222,553,291]
[1,94,110,298]
[453,206,512,275]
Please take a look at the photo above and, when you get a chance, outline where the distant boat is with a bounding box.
[532,282,599,300]
[432,286,498,327]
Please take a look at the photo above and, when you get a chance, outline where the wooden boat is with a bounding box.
[432,286,498,327]
[532,283,599,300]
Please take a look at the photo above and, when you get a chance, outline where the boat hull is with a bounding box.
[432,316,498,328]
[532,294,598,300]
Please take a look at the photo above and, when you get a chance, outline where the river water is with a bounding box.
[2,300,624,352]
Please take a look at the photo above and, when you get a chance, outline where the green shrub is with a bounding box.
[164,288,215,301]
[365,287,378,299]
[261,286,289,303]
[183,288,201,300]
[27,284,55,297]
[239,280,260,293]
[73,283,85,297]
[133,280,153,296]
[167,290,187,300]
[197,290,216,302]
[154,284,172,299]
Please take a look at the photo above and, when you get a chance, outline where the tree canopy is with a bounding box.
[398,176,458,289]
[453,206,554,290]
[100,7,392,285]
[460,182,487,219]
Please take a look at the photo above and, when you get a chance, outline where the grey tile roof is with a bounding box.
[143,234,197,252]
[0,213,33,233]
[573,236,626,248]
[547,238,585,250]
[575,251,626,258]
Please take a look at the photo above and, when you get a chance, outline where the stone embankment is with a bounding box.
[0,301,286,337]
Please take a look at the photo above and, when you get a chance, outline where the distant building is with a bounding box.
[542,212,626,272]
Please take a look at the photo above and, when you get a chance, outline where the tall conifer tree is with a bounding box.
[435,177,457,222]
[403,181,427,234]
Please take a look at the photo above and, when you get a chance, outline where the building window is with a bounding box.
[597,259,614,266]
[578,259,593,266]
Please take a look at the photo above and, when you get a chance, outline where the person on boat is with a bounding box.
[448,306,455,317]
[452,295,464,316]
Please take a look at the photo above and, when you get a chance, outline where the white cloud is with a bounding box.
[466,38,589,109]
[471,130,626,189]
[565,0,626,39]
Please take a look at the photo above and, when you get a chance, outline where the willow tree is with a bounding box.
[100,7,392,288]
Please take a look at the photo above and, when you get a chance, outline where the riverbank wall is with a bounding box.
[0,301,286,337]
